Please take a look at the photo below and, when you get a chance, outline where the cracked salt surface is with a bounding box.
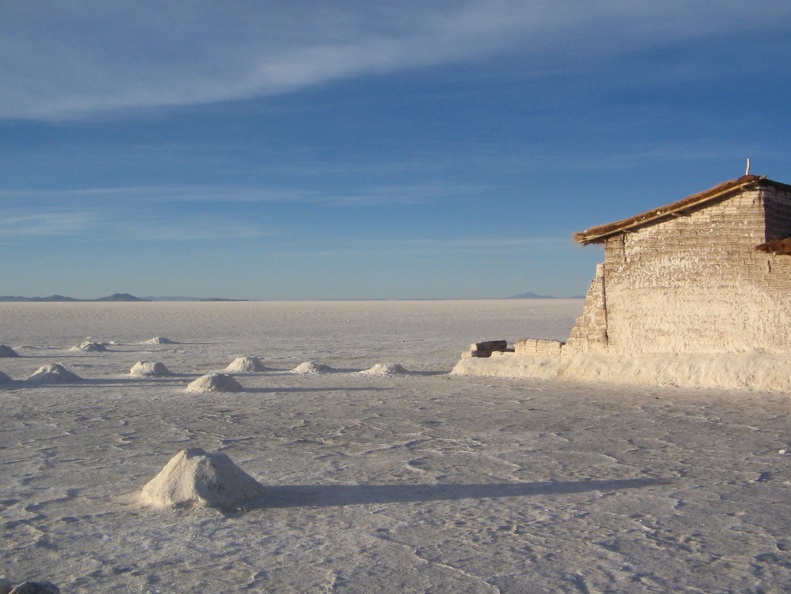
[2,300,791,592]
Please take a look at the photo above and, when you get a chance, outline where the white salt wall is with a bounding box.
[576,187,791,355]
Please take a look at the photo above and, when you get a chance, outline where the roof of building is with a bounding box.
[574,174,789,245]
[756,237,791,255]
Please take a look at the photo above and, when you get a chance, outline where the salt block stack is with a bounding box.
[460,340,512,358]
[515,338,566,356]
[141,448,265,508]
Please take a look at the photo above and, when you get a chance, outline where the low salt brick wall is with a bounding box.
[515,338,565,356]
[461,340,512,358]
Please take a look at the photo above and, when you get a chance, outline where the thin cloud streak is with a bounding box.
[0,211,99,237]
[3,1,790,119]
[0,182,473,208]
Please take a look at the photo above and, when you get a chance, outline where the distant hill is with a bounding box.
[95,293,149,302]
[0,293,148,302]
[509,291,557,299]
[0,294,79,302]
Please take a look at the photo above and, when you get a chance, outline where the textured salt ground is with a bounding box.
[2,301,791,592]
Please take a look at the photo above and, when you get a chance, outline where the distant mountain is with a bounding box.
[95,293,149,302]
[0,293,148,302]
[0,294,79,302]
[509,291,557,299]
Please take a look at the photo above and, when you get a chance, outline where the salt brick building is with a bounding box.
[568,174,791,355]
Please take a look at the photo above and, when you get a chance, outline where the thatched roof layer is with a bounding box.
[574,175,780,245]
[756,237,791,255]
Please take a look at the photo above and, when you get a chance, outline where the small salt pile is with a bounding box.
[143,336,176,344]
[225,355,268,373]
[186,373,243,393]
[130,361,173,377]
[69,341,107,352]
[0,370,12,384]
[292,361,333,374]
[360,363,410,376]
[141,448,265,508]
[26,364,81,384]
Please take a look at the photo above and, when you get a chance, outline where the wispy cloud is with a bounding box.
[0,181,470,208]
[0,210,99,237]
[3,1,789,119]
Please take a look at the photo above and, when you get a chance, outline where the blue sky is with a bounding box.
[2,1,791,299]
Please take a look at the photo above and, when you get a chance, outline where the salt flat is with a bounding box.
[2,300,790,592]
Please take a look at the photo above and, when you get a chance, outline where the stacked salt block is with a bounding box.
[0,578,60,593]
[460,340,512,358]
[225,355,268,372]
[292,361,332,374]
[514,338,566,356]
[141,448,265,508]
[26,364,81,384]
[0,345,19,358]
[130,361,173,377]
[186,373,243,393]
[69,341,107,352]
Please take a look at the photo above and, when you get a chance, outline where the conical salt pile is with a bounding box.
[359,363,410,376]
[26,364,81,384]
[0,370,12,384]
[186,373,243,393]
[130,361,173,377]
[143,336,175,344]
[292,361,332,374]
[69,341,107,352]
[225,355,268,373]
[141,448,265,508]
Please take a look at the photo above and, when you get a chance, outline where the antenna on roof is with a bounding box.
[745,158,752,176]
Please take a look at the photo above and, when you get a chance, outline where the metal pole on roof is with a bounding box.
[745,158,751,176]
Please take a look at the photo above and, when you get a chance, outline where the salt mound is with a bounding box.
[130,361,173,377]
[225,355,268,373]
[0,370,12,384]
[141,448,265,509]
[26,364,81,384]
[360,363,410,376]
[143,336,176,344]
[292,361,333,374]
[186,373,243,393]
[69,341,108,352]
[0,345,19,357]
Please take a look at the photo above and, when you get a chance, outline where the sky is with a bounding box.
[2,1,791,300]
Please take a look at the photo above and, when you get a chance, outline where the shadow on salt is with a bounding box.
[245,477,676,510]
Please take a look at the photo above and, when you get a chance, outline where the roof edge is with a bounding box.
[575,175,768,245]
